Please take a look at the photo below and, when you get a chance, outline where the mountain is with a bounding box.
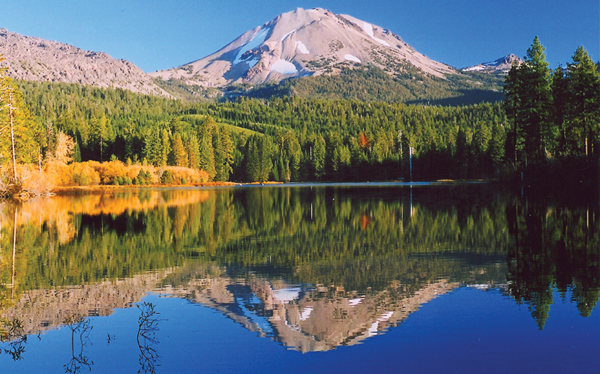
[150,7,456,87]
[461,54,522,74]
[0,28,171,97]
[150,8,508,104]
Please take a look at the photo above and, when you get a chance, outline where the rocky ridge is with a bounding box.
[0,28,171,97]
[461,54,523,74]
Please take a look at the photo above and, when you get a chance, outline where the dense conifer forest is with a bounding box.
[0,38,599,189]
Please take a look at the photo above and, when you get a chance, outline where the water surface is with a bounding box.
[0,184,598,373]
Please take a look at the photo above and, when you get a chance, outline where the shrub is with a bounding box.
[71,163,100,186]
[160,170,173,184]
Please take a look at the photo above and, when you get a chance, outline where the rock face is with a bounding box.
[150,7,457,88]
[0,28,171,97]
[461,54,523,74]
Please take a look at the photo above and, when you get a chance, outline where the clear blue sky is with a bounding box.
[2,0,598,72]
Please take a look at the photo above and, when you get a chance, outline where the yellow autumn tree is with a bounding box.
[0,55,48,196]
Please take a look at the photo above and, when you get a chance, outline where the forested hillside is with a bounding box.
[16,80,508,182]
[1,38,598,188]
[164,66,505,105]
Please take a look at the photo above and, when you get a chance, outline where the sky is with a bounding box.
[1,0,598,73]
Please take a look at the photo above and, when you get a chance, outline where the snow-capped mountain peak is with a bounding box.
[461,54,523,74]
[150,7,457,87]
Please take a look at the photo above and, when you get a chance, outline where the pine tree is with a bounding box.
[566,46,600,157]
[172,132,188,167]
[90,115,114,162]
[551,66,570,155]
[311,134,326,180]
[245,134,273,183]
[144,127,161,166]
[198,134,216,180]
[504,37,552,166]
[187,135,200,170]
[159,129,170,167]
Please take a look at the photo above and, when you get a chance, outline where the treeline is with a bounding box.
[504,38,600,179]
[232,65,504,105]
[193,98,507,181]
[14,80,508,182]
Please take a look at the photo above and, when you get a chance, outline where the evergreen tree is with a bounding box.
[144,127,161,166]
[187,135,200,170]
[566,46,600,157]
[245,134,273,182]
[172,132,188,167]
[198,117,216,180]
[89,115,114,162]
[311,134,326,180]
[159,128,170,167]
[220,127,235,181]
[504,37,552,166]
[489,123,506,170]
[551,66,570,155]
[198,134,216,180]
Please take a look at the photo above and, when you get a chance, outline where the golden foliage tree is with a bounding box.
[172,133,188,167]
[0,55,46,185]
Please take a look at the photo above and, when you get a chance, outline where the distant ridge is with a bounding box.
[461,54,523,74]
[0,28,171,97]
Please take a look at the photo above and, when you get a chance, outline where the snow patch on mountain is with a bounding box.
[345,54,362,63]
[295,41,310,54]
[281,29,296,41]
[271,60,298,74]
[463,65,486,72]
[234,27,270,65]
[362,22,390,47]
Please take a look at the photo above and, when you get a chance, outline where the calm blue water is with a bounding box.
[0,185,598,373]
[2,289,599,374]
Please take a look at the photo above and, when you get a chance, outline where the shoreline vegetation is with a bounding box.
[1,37,599,200]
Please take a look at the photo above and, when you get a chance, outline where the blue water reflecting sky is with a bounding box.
[2,287,599,374]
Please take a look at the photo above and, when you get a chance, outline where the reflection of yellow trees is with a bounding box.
[1,189,211,240]
[0,190,212,301]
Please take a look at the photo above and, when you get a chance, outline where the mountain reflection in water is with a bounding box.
[0,184,598,369]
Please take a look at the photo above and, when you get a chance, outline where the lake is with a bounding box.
[0,183,599,373]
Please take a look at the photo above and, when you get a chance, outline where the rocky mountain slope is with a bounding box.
[0,28,171,97]
[461,54,522,74]
[150,7,457,88]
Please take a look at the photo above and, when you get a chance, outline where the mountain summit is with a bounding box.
[150,8,456,87]
[461,54,523,74]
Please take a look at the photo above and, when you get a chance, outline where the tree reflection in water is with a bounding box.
[0,184,597,350]
[63,315,93,373]
[136,301,162,374]
[0,318,27,361]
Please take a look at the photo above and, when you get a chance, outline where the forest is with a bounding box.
[0,38,598,194]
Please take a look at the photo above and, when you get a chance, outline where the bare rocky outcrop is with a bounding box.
[0,28,171,97]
